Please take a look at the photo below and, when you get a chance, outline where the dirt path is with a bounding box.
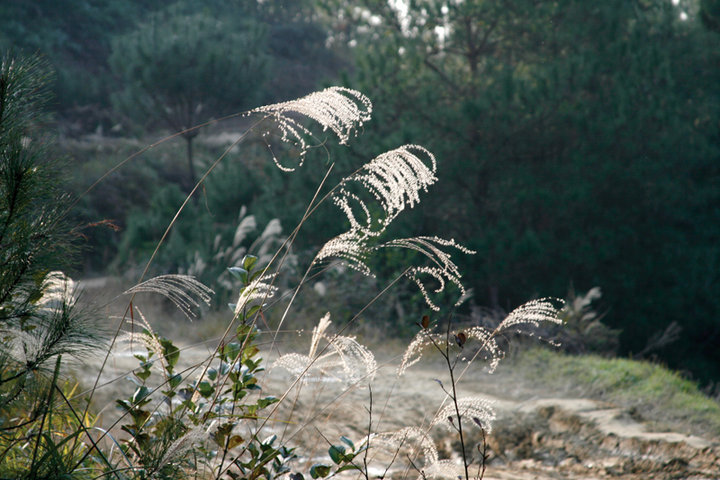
[74,333,720,480]
[261,354,720,480]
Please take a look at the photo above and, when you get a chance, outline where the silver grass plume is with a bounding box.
[399,299,563,375]
[431,397,496,434]
[373,426,439,466]
[124,274,213,319]
[315,146,473,309]
[250,87,372,171]
[381,236,475,311]
[0,271,101,369]
[497,298,564,333]
[463,326,503,372]
[332,145,437,236]
[117,307,165,364]
[397,331,443,376]
[398,326,501,375]
[273,313,376,384]
[233,273,278,317]
[420,460,465,480]
[315,230,372,276]
[371,431,468,480]
[154,426,209,475]
[36,271,77,313]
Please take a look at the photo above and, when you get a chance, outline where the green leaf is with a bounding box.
[132,386,150,404]
[246,304,262,318]
[257,396,279,409]
[309,464,331,478]
[197,381,214,398]
[340,436,355,450]
[228,267,248,283]
[242,255,258,271]
[336,464,361,473]
[222,342,242,361]
[328,445,345,464]
[168,373,182,388]
[160,337,180,368]
[213,422,234,446]
[227,435,244,449]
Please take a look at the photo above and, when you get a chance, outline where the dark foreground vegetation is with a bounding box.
[2,0,719,383]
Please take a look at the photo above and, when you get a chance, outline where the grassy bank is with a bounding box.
[513,348,720,438]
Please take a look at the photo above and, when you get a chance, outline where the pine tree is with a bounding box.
[0,52,100,450]
[110,7,270,189]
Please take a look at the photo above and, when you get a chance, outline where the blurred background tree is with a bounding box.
[109,6,269,188]
[0,0,175,133]
[315,0,720,381]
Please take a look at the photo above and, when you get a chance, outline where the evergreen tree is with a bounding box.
[0,52,101,445]
[109,6,270,189]
[320,0,720,382]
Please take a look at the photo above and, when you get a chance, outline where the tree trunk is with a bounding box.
[186,135,196,190]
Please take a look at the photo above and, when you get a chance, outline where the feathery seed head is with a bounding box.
[251,87,372,170]
[374,426,439,466]
[497,298,564,333]
[314,144,473,310]
[315,230,373,275]
[156,426,209,471]
[332,145,437,236]
[397,330,443,376]
[431,397,496,434]
[125,274,213,320]
[464,326,504,372]
[37,271,77,313]
[421,459,465,479]
[383,237,475,311]
[234,273,278,317]
[273,313,376,384]
[117,307,165,362]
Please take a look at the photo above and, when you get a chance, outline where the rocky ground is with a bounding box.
[269,357,720,480]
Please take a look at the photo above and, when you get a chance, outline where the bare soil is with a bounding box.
[74,338,720,480]
[72,280,719,479]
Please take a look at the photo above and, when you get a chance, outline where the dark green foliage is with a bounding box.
[109,5,270,187]
[0,53,75,347]
[701,0,720,32]
[324,0,720,382]
[0,0,175,125]
[0,52,104,478]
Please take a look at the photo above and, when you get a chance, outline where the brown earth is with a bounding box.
[74,338,719,480]
[73,279,719,480]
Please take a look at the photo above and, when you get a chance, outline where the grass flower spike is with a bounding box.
[273,313,376,384]
[124,274,213,319]
[251,86,372,170]
[332,145,437,236]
